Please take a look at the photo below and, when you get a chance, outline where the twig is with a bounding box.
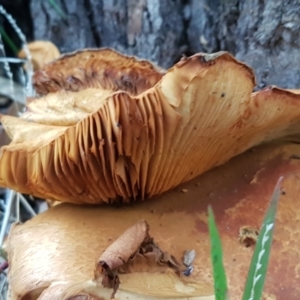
[0,190,15,246]
[20,194,36,217]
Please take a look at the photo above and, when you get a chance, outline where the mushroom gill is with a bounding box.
[1,49,300,204]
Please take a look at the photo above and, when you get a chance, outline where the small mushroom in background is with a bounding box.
[1,49,300,204]
[5,138,300,299]
[18,40,60,71]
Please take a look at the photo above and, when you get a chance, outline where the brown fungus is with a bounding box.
[6,139,300,299]
[2,50,300,205]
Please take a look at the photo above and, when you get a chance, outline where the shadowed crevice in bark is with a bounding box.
[83,0,102,48]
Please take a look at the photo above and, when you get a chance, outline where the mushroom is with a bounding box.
[1,49,300,204]
[18,41,61,71]
[32,48,165,95]
[6,139,300,299]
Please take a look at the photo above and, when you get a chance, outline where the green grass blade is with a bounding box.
[208,206,228,300]
[0,26,19,55]
[48,0,67,20]
[242,177,283,300]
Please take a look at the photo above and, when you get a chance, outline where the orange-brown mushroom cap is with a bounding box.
[33,48,165,96]
[2,50,300,204]
[6,140,300,299]
[18,40,60,71]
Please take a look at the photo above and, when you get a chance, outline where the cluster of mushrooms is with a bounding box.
[1,47,300,299]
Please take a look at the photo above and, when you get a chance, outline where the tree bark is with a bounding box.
[29,0,186,69]
[27,0,300,88]
[187,0,300,89]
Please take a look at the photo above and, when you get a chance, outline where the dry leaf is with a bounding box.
[97,221,150,272]
[238,226,259,247]
[95,220,182,298]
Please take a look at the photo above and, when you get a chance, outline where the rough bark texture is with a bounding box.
[2,0,300,88]
[187,0,300,89]
[29,0,186,69]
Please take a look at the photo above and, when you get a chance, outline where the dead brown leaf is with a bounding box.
[95,220,182,298]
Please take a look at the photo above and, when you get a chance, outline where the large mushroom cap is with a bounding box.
[6,140,300,299]
[1,49,300,204]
